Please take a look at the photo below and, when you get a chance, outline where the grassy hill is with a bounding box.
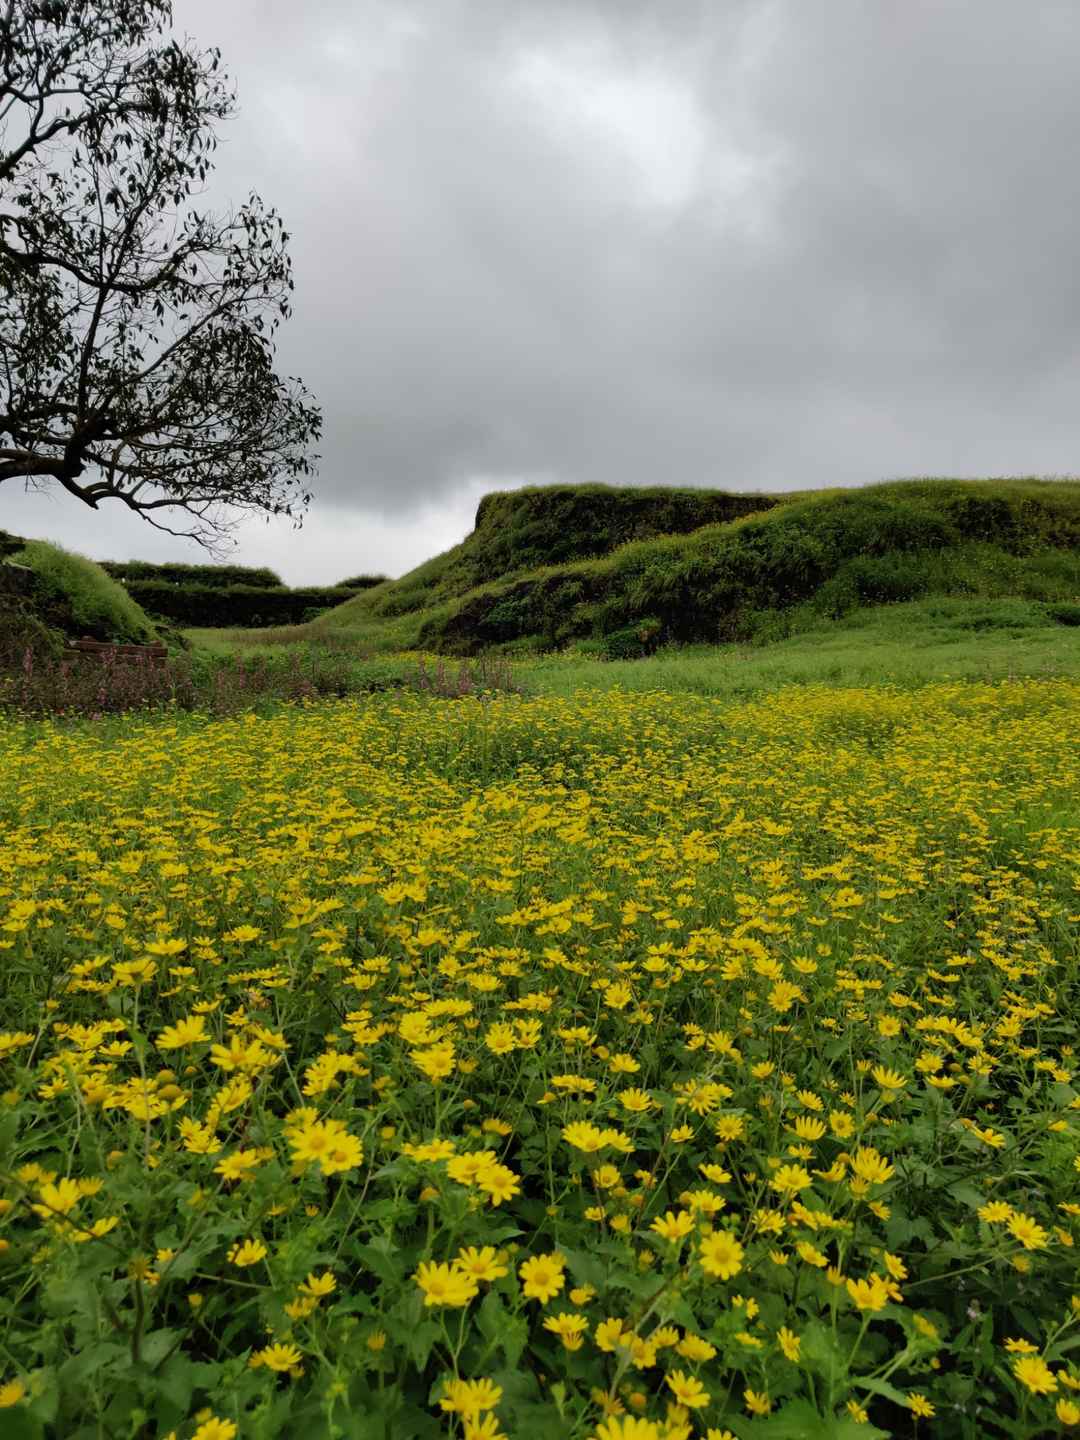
[298,477,1080,655]
[0,538,165,665]
[357,483,781,622]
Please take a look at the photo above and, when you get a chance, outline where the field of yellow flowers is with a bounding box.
[1,680,1079,1440]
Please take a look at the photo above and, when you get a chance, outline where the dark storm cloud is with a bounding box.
[175,0,1080,515]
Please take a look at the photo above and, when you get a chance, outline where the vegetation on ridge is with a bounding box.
[7,540,159,646]
[299,478,1080,656]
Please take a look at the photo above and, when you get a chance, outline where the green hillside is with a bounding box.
[308,477,1080,654]
[355,483,781,620]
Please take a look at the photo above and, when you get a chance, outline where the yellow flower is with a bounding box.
[594,1417,662,1440]
[457,1246,509,1282]
[595,1317,627,1352]
[1056,1398,1080,1425]
[439,1377,503,1418]
[31,1177,81,1219]
[770,1164,812,1197]
[744,1389,772,1416]
[543,1311,589,1350]
[0,1378,26,1407]
[650,1210,694,1242]
[1012,1355,1057,1394]
[156,1015,208,1048]
[906,1393,935,1418]
[792,1116,827,1141]
[697,1230,744,1280]
[411,1041,456,1083]
[849,1147,895,1187]
[414,1261,478,1308]
[227,1238,267,1267]
[677,1333,717,1362]
[871,1065,907,1093]
[299,1270,336,1296]
[250,1342,304,1373]
[846,1274,892,1312]
[563,1121,609,1153]
[777,1326,801,1362]
[213,1149,264,1183]
[978,1201,1014,1223]
[618,1088,654,1113]
[1007,1213,1049,1250]
[665,1371,709,1408]
[519,1252,566,1303]
[193,1419,238,1440]
[473,1161,520,1207]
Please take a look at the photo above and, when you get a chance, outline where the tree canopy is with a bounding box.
[0,0,321,549]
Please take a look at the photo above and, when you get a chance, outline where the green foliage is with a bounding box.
[121,580,369,629]
[330,574,389,590]
[516,597,1080,700]
[11,540,157,643]
[0,565,64,668]
[101,560,284,588]
[415,480,1080,653]
[346,483,781,624]
[600,617,664,660]
[0,527,28,559]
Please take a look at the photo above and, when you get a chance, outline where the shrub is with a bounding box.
[1048,601,1080,626]
[600,617,664,660]
[121,580,367,627]
[331,573,388,590]
[101,559,284,587]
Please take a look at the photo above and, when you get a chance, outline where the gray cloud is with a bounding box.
[5,0,1080,580]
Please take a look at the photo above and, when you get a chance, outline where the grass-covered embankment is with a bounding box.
[248,478,1080,657]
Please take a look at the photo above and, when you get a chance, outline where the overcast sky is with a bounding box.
[3,0,1080,584]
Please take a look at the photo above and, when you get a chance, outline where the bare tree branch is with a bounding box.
[0,1,321,550]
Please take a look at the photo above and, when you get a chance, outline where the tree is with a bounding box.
[0,1,321,550]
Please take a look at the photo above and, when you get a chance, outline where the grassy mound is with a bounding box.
[10,539,160,644]
[348,483,781,623]
[410,478,1080,653]
[291,479,1080,656]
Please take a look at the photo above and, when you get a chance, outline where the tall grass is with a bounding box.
[12,540,157,642]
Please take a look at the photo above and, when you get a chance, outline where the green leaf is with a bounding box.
[137,1326,183,1370]
[58,1339,127,1386]
[406,1319,442,1371]
[0,1411,44,1440]
[728,1399,889,1439]
[151,1354,197,1414]
[852,1374,914,1408]
[949,1181,988,1211]
[799,1318,847,1385]
[355,1239,402,1287]
[559,1246,606,1290]
[0,1108,19,1166]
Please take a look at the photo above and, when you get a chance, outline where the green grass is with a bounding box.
[180,596,1080,708]
[515,597,1080,697]
[11,539,159,644]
